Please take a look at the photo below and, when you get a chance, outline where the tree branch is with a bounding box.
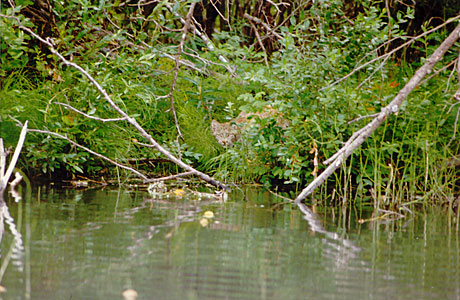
[0,121,28,192]
[295,20,460,204]
[27,128,149,180]
[3,15,228,190]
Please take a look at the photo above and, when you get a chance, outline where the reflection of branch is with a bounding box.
[0,201,25,280]
[297,202,361,260]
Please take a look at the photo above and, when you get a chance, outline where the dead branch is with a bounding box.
[86,24,208,75]
[247,19,269,67]
[0,121,28,192]
[210,0,230,29]
[3,15,228,190]
[419,57,457,87]
[348,113,380,125]
[243,13,283,40]
[164,3,236,75]
[145,171,195,183]
[295,20,460,204]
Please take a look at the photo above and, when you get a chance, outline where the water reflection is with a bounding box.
[0,200,24,275]
[0,187,458,300]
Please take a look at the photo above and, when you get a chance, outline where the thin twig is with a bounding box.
[145,171,195,183]
[419,57,457,87]
[348,113,379,125]
[27,128,149,180]
[164,3,236,75]
[243,13,283,40]
[321,14,460,91]
[55,102,129,122]
[248,20,269,67]
[169,2,197,141]
[209,0,230,29]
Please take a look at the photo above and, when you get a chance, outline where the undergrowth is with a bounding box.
[0,0,458,210]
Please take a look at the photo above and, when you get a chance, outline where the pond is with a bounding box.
[0,186,459,300]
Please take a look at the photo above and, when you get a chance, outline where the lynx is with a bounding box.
[211,106,289,147]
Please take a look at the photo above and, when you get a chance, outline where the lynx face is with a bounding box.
[211,119,240,147]
[211,106,289,147]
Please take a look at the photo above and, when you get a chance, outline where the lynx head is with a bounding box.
[211,120,240,147]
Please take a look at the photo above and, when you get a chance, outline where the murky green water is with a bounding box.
[0,187,459,300]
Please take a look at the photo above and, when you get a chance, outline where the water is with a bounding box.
[0,186,459,300]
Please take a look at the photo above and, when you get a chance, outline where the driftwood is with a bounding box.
[295,21,460,204]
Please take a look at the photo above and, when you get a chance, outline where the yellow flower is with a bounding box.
[173,189,186,197]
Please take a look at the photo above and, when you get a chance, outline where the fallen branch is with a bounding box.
[0,121,28,192]
[3,15,227,190]
[295,20,460,204]
[26,127,149,180]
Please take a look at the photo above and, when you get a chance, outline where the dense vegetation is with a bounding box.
[1,0,459,208]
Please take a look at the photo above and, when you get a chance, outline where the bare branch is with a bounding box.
[168,2,197,141]
[418,57,457,87]
[247,19,269,67]
[347,113,380,125]
[0,121,28,192]
[295,21,460,204]
[164,3,236,75]
[243,13,283,40]
[27,128,149,181]
[145,171,195,183]
[210,0,231,29]
[2,15,228,190]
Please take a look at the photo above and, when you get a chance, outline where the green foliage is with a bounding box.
[0,0,458,207]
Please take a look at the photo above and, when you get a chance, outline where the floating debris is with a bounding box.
[173,189,186,197]
[122,289,138,300]
[199,218,209,227]
[203,211,214,219]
